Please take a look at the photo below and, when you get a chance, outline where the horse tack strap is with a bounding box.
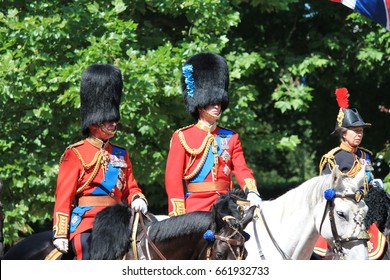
[214,235,245,246]
[138,212,167,260]
[252,215,266,260]
[255,208,290,260]
[131,212,140,260]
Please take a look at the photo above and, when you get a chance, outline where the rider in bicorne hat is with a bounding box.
[165,52,262,217]
[313,87,385,260]
[52,64,148,260]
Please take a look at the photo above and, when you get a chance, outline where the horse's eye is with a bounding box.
[215,252,225,260]
[336,211,345,219]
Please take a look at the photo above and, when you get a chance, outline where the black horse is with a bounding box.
[90,190,255,260]
[363,186,390,260]
[2,230,73,260]
[3,189,255,260]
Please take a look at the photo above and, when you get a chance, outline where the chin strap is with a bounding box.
[99,123,117,136]
[201,108,221,121]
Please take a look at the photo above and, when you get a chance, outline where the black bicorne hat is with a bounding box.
[181,52,229,120]
[331,88,371,135]
[80,64,123,136]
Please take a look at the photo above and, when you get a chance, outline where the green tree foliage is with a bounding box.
[1,0,389,245]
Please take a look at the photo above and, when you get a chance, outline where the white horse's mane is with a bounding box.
[267,174,332,221]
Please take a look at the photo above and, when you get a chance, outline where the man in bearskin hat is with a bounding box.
[52,64,148,260]
[165,52,262,216]
[313,87,385,260]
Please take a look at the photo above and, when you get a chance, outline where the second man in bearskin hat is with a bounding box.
[52,64,148,260]
[165,52,262,216]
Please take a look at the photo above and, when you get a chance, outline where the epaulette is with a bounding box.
[218,126,236,134]
[175,124,195,133]
[66,140,84,150]
[324,147,342,158]
[319,147,341,175]
[359,147,373,156]
[59,140,84,164]
[110,142,126,150]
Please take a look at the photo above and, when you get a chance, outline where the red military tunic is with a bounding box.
[52,136,145,241]
[165,121,257,216]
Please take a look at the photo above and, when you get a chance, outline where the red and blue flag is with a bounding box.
[330,0,390,31]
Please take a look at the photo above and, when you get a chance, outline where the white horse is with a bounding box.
[244,165,369,260]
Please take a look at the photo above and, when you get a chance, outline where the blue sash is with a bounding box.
[70,206,93,233]
[190,129,233,183]
[91,145,126,195]
[70,146,126,233]
[356,149,372,183]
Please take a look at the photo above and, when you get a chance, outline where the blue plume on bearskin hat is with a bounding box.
[80,64,123,136]
[181,52,229,120]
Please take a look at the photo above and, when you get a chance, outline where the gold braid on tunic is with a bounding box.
[177,129,218,180]
[59,140,110,194]
[318,146,369,194]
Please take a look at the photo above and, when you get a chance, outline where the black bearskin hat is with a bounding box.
[80,64,123,136]
[331,88,371,135]
[181,52,229,120]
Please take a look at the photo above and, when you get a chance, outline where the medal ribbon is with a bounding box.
[91,146,126,195]
[190,129,233,183]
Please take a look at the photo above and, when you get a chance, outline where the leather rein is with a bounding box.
[253,208,290,260]
[129,211,166,260]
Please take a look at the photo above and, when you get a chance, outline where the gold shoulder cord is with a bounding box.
[178,130,217,180]
[69,148,103,194]
[319,154,336,175]
[319,147,341,175]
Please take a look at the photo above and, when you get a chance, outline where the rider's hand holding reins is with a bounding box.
[53,238,69,253]
[132,198,148,214]
[247,191,263,208]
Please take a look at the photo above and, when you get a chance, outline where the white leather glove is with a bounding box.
[131,198,148,214]
[247,191,263,208]
[372,178,384,189]
[53,238,69,253]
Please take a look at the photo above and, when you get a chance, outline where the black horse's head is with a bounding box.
[208,189,255,260]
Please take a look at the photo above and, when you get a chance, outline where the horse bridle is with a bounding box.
[207,216,246,260]
[131,212,246,260]
[319,189,370,259]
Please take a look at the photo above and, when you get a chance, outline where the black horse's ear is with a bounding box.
[211,205,224,231]
[241,206,256,229]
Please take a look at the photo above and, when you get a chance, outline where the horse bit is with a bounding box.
[206,215,246,260]
[319,188,370,259]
